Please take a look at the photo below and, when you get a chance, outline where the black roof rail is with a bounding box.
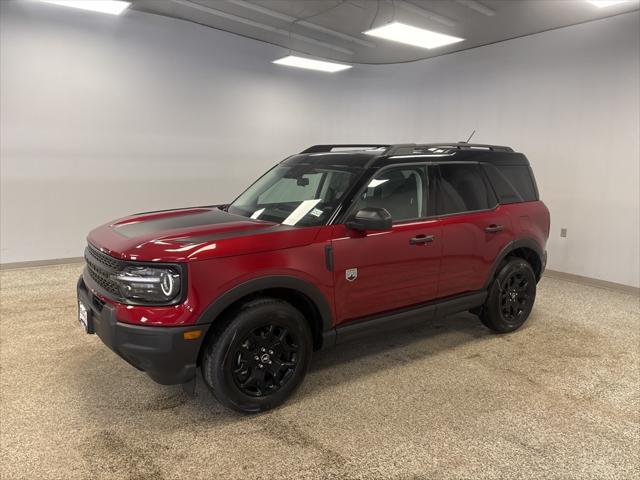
[301,142,514,156]
[431,143,513,152]
[301,144,391,154]
[387,143,513,155]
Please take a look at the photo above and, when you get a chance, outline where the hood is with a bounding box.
[87,206,320,262]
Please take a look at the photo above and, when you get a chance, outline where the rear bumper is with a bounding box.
[77,276,209,385]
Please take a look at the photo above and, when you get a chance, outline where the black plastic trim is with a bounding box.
[331,291,487,345]
[324,244,333,272]
[77,276,209,385]
[195,274,334,335]
[482,237,545,289]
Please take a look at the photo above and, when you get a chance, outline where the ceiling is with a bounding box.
[130,0,640,64]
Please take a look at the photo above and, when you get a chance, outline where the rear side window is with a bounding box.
[436,164,497,215]
[482,164,538,203]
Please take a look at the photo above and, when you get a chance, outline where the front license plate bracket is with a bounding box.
[78,300,95,334]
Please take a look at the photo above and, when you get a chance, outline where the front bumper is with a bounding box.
[77,276,209,385]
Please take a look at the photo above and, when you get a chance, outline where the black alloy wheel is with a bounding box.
[499,269,534,323]
[230,324,300,397]
[480,257,537,333]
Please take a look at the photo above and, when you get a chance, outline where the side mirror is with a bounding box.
[346,207,392,232]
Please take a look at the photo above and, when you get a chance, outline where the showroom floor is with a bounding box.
[1,264,638,480]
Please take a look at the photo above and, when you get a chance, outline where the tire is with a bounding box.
[480,257,537,333]
[201,297,313,413]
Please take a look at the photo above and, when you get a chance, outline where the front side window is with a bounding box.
[352,166,427,222]
[436,164,497,215]
[228,164,360,226]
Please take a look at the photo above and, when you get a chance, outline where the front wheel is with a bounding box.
[201,297,312,413]
[480,257,537,333]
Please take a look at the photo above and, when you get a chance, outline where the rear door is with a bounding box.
[435,163,514,298]
[331,164,442,323]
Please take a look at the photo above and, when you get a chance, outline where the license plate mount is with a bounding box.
[78,300,95,334]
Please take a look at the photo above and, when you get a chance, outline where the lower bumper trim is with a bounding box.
[77,275,209,385]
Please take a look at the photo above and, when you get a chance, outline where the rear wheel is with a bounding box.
[201,297,312,413]
[480,257,536,333]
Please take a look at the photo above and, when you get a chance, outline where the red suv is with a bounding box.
[77,143,549,412]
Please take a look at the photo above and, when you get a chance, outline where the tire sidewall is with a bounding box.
[203,301,313,413]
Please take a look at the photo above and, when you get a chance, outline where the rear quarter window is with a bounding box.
[436,164,497,215]
[482,164,538,203]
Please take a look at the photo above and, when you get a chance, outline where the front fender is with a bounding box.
[194,275,334,334]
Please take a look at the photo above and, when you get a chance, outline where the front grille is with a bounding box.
[88,245,123,270]
[84,244,124,299]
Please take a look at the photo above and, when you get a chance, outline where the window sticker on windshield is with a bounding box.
[282,199,321,226]
[309,208,323,218]
[250,208,265,219]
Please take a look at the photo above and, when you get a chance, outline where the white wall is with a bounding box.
[1,1,638,287]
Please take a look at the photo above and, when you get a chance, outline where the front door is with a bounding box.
[331,164,442,324]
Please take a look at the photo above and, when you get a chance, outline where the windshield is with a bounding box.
[228,163,362,226]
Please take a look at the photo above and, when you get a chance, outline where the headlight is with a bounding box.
[113,266,181,304]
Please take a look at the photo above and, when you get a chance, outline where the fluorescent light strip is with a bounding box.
[364,22,464,49]
[586,0,630,7]
[273,56,352,73]
[39,0,130,15]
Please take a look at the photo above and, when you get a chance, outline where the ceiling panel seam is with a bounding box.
[171,0,355,54]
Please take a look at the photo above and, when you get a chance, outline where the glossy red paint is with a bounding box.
[88,208,304,262]
[437,205,514,298]
[331,220,442,323]
[85,200,548,329]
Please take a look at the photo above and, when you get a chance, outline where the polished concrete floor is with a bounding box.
[1,263,638,480]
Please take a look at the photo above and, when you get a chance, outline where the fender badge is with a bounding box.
[345,268,358,282]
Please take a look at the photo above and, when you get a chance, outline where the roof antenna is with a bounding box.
[463,130,476,143]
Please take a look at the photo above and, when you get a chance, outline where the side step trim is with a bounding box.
[329,291,487,346]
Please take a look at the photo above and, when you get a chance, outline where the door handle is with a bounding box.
[485,224,504,233]
[409,235,435,245]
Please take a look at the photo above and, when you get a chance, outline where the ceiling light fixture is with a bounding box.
[364,22,464,49]
[586,0,631,6]
[38,0,131,15]
[273,56,352,73]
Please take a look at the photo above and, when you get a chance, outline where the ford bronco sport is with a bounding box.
[77,143,549,413]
